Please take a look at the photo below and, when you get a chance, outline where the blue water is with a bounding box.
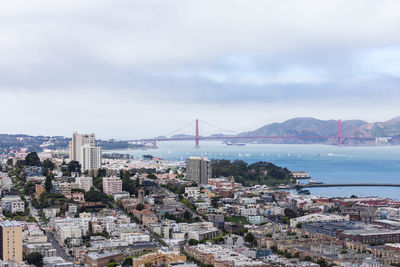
[106,142,400,200]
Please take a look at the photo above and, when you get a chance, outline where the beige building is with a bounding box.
[69,132,95,162]
[86,252,124,267]
[0,221,22,262]
[35,184,46,200]
[1,195,25,214]
[75,176,93,191]
[102,176,122,195]
[134,251,186,267]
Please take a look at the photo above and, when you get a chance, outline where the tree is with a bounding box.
[211,196,221,208]
[146,173,157,180]
[85,189,110,203]
[284,208,297,219]
[188,239,199,246]
[244,232,257,247]
[68,160,81,174]
[26,252,44,267]
[106,262,118,267]
[183,210,192,220]
[24,181,35,195]
[136,203,144,211]
[45,174,53,193]
[42,159,55,171]
[6,158,13,166]
[97,168,107,177]
[25,152,41,166]
[122,257,133,266]
[317,258,327,267]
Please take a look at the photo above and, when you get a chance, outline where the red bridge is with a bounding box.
[125,119,376,148]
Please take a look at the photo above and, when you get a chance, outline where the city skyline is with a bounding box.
[0,1,400,139]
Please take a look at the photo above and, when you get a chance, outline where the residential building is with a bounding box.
[80,145,102,172]
[69,132,95,162]
[138,188,145,204]
[290,213,349,228]
[0,221,22,262]
[85,252,124,267]
[75,176,93,191]
[186,157,211,185]
[1,195,24,214]
[134,251,186,267]
[185,187,200,200]
[35,184,46,200]
[102,176,122,195]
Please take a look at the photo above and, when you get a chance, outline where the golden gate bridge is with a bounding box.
[124,119,376,148]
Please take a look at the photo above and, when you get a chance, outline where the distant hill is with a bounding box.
[234,117,400,145]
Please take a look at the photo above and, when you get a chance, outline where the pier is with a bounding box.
[295,183,400,188]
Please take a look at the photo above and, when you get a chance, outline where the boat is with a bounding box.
[226,141,246,146]
[309,179,323,185]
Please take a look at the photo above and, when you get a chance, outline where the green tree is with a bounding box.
[42,159,55,171]
[146,173,157,180]
[122,257,133,266]
[26,252,43,267]
[68,160,81,174]
[303,256,312,261]
[183,210,192,220]
[106,262,118,267]
[188,239,199,246]
[136,203,144,211]
[97,168,107,177]
[211,196,222,208]
[6,158,13,166]
[24,181,35,195]
[25,152,41,166]
[317,258,327,267]
[244,232,257,247]
[45,174,53,193]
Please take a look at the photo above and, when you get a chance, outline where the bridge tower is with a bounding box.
[338,119,342,146]
[195,119,200,148]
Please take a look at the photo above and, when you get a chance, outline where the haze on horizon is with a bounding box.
[1,0,400,139]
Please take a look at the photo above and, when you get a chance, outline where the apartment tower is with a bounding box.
[80,145,102,172]
[69,132,95,162]
[0,221,22,262]
[186,157,212,185]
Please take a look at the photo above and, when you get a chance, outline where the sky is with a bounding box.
[1,0,400,139]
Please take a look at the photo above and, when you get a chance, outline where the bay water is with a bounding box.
[106,141,400,200]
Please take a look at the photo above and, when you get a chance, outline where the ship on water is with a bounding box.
[226,141,246,146]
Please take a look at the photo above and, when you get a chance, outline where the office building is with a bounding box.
[69,132,95,162]
[186,157,212,185]
[80,145,102,172]
[0,221,22,262]
[102,176,122,195]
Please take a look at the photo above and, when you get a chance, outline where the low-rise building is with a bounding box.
[103,176,122,195]
[1,195,25,213]
[86,252,124,267]
[75,176,93,192]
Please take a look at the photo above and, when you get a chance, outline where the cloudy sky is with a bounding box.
[1,0,400,139]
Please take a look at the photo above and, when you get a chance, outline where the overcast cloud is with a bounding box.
[0,0,400,139]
